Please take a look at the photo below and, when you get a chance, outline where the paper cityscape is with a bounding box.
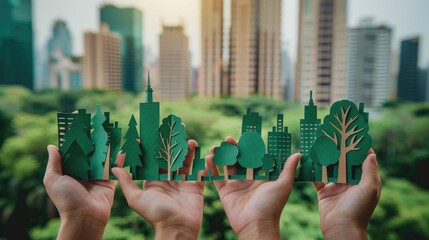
[57,75,372,184]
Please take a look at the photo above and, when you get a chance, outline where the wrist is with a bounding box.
[323,224,367,240]
[154,222,199,240]
[236,220,280,240]
[58,216,107,240]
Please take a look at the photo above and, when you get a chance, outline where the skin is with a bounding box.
[44,145,114,240]
[206,137,301,240]
[313,149,382,240]
[112,140,204,240]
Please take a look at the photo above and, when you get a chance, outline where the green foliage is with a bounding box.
[0,87,428,239]
[237,131,266,168]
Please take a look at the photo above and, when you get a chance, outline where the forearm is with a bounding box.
[58,217,106,240]
[236,221,281,240]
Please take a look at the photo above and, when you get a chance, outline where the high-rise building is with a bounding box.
[83,24,122,91]
[48,20,72,59]
[100,5,143,93]
[200,0,224,97]
[347,19,392,107]
[50,54,82,90]
[0,0,34,89]
[397,37,420,102]
[241,108,262,134]
[295,0,347,106]
[229,0,282,98]
[267,114,291,173]
[159,25,190,100]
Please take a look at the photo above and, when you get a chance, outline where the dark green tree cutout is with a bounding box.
[156,114,188,181]
[90,105,109,179]
[310,100,372,183]
[62,139,90,179]
[121,115,143,179]
[261,153,275,179]
[310,136,340,182]
[60,118,93,157]
[237,131,266,179]
[213,141,239,180]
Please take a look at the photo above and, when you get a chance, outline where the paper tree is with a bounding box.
[310,100,372,183]
[62,139,90,179]
[60,117,93,179]
[261,153,275,179]
[213,141,239,180]
[89,105,109,179]
[155,114,188,181]
[237,131,266,179]
[107,121,122,180]
[188,146,206,181]
[121,115,143,179]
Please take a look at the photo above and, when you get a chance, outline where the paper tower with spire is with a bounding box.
[296,91,321,181]
[137,72,160,180]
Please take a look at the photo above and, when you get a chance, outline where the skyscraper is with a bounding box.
[229,0,282,98]
[295,0,347,106]
[100,5,143,93]
[0,0,34,89]
[267,114,291,174]
[397,37,421,102]
[200,0,224,97]
[47,20,72,60]
[347,19,392,107]
[159,25,190,100]
[83,24,122,91]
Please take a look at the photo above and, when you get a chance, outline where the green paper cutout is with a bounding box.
[108,122,122,180]
[89,105,109,179]
[310,136,340,182]
[121,115,143,180]
[138,74,160,180]
[59,115,93,157]
[296,91,321,182]
[188,147,205,181]
[213,141,239,180]
[62,139,90,179]
[267,114,292,178]
[311,100,372,183]
[155,114,188,181]
[237,131,266,179]
[261,153,275,179]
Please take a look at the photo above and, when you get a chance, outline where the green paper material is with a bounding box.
[90,105,109,179]
[310,100,372,184]
[261,153,275,179]
[121,115,143,180]
[62,139,90,180]
[155,114,188,181]
[295,91,321,182]
[267,114,292,178]
[59,114,93,157]
[138,74,160,180]
[213,141,239,180]
[237,131,266,179]
[188,147,205,181]
[108,122,122,180]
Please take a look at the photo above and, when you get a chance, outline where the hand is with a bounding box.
[313,149,382,240]
[112,140,204,240]
[43,145,115,240]
[206,137,301,239]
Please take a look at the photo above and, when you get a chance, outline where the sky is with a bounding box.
[34,0,429,68]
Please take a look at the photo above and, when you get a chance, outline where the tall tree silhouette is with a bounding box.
[121,115,143,179]
[90,105,108,179]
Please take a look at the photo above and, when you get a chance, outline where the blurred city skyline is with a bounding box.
[34,0,429,67]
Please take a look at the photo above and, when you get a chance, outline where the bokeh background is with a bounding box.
[1,0,429,239]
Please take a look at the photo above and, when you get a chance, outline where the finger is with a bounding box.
[112,167,141,207]
[368,148,375,155]
[205,155,226,190]
[275,153,301,188]
[209,146,215,155]
[360,153,381,194]
[224,136,238,146]
[179,140,198,174]
[115,151,125,168]
[312,182,326,192]
[43,145,62,186]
